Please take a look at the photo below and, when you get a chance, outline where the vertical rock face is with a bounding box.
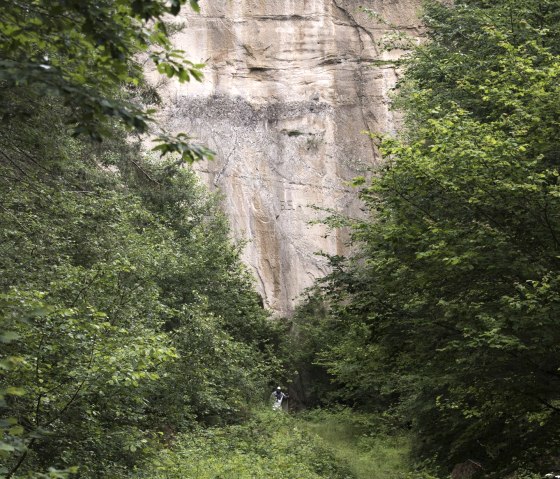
[157,0,422,315]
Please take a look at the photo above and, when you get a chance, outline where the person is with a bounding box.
[271,386,288,411]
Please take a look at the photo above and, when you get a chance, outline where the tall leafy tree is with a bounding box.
[307,0,560,476]
[0,2,282,476]
[0,129,280,477]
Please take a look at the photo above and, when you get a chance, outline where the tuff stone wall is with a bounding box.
[154,0,422,315]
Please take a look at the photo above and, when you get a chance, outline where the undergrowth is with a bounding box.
[299,408,544,479]
[300,408,417,479]
[133,409,354,478]
[132,408,457,479]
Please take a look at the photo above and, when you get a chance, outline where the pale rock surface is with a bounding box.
[155,0,422,315]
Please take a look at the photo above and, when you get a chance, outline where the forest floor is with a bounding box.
[134,408,414,479]
[300,408,412,479]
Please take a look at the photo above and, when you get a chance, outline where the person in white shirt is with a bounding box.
[271,386,288,411]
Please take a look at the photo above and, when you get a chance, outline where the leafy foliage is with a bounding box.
[0,115,280,478]
[298,0,560,476]
[135,409,355,479]
[0,1,283,477]
[287,288,366,408]
[0,0,212,161]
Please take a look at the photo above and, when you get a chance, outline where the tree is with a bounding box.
[0,2,283,476]
[0,81,280,479]
[0,134,280,477]
[307,0,560,475]
[0,0,211,161]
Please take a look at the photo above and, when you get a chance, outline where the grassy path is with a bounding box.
[301,410,412,479]
[133,408,414,478]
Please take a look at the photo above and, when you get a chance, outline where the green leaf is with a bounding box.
[0,331,19,343]
[6,387,25,397]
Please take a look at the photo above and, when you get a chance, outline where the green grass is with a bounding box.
[133,409,355,479]
[133,408,436,479]
[301,409,413,479]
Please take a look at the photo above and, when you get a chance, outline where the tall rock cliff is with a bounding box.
[155,0,422,315]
